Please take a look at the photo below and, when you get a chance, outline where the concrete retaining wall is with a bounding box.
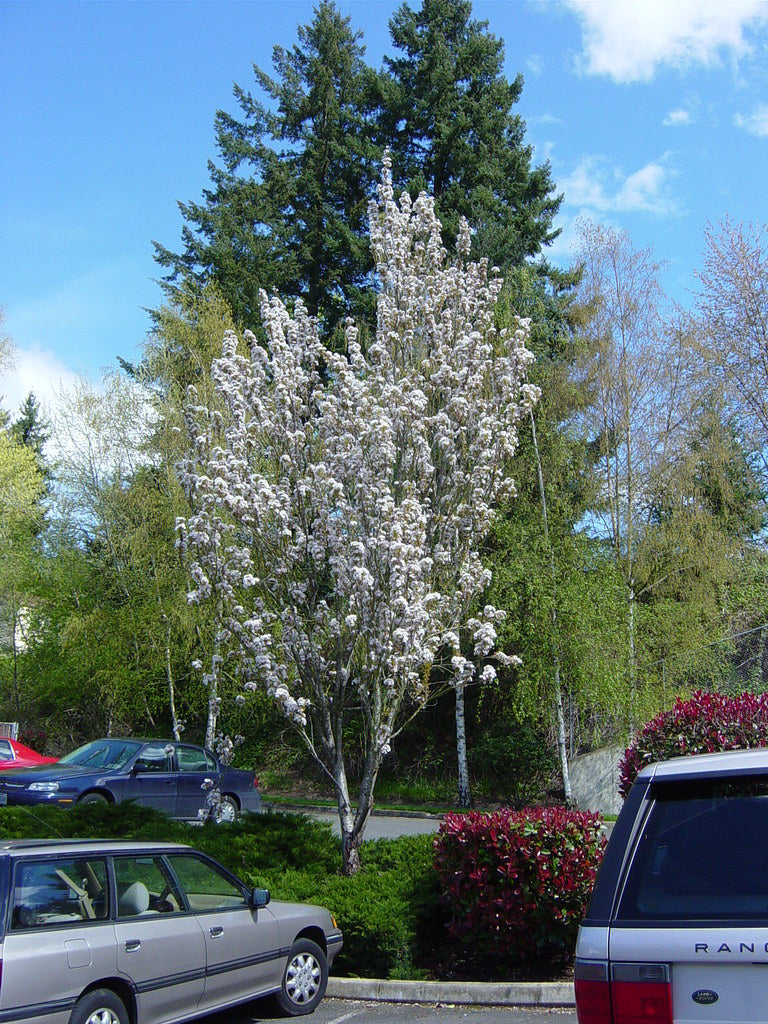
[568,744,624,816]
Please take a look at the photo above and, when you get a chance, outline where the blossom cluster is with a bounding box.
[177,156,537,766]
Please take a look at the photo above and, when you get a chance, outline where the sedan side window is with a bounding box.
[0,740,13,759]
[133,743,173,773]
[11,857,108,929]
[177,746,208,772]
[166,854,247,912]
[114,856,184,916]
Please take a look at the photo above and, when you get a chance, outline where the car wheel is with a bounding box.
[215,795,238,823]
[274,938,328,1016]
[69,988,128,1024]
[78,793,108,805]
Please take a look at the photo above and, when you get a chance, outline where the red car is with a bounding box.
[0,737,57,770]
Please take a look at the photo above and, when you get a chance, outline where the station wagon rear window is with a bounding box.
[617,777,768,921]
[11,857,108,928]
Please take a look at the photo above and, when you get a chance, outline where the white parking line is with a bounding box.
[326,1009,368,1024]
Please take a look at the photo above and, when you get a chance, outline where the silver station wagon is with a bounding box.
[0,838,343,1024]
[575,747,768,1024]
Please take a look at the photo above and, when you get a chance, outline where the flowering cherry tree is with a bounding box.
[176,157,538,873]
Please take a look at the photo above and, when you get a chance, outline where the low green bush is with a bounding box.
[0,802,436,979]
[248,833,440,979]
[0,803,340,876]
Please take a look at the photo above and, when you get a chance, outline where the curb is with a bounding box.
[326,978,575,1007]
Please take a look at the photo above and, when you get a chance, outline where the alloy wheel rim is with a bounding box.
[86,1010,121,1024]
[217,800,236,823]
[285,952,322,1004]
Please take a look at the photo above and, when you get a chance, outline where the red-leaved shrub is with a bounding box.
[433,808,605,970]
[619,689,768,797]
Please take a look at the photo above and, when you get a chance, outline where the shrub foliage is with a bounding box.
[433,808,605,972]
[619,689,768,797]
[0,802,605,978]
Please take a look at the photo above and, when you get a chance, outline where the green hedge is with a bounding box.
[247,833,439,979]
[0,803,592,980]
[0,803,340,876]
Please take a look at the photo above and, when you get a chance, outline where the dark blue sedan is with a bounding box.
[0,738,261,822]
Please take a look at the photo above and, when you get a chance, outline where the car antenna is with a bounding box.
[21,807,65,838]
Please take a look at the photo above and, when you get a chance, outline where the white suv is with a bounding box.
[575,747,768,1024]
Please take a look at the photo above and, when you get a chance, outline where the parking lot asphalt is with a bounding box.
[204,997,578,1024]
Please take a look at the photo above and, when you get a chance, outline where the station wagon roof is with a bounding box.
[0,839,193,856]
[639,746,768,782]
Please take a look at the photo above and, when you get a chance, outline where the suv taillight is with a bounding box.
[575,961,672,1024]
[575,960,612,1024]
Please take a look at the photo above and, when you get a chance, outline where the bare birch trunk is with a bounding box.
[164,620,181,741]
[205,686,218,751]
[529,407,572,804]
[335,756,364,875]
[455,680,473,808]
[11,593,20,718]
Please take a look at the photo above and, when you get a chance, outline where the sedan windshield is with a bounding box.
[58,740,142,771]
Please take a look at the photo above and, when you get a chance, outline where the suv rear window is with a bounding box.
[617,777,768,922]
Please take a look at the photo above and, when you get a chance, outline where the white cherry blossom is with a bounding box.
[177,157,537,873]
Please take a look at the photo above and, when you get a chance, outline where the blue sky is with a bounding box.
[3,0,768,420]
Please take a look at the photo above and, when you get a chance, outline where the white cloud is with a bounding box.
[735,102,768,134]
[664,107,694,126]
[565,0,768,83]
[526,54,544,76]
[1,345,83,428]
[560,155,676,214]
[533,113,564,126]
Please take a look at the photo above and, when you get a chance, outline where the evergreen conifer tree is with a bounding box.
[153,0,378,337]
[378,0,562,273]
[10,392,50,480]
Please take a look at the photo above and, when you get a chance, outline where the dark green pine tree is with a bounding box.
[378,0,562,275]
[153,0,379,337]
[10,392,50,476]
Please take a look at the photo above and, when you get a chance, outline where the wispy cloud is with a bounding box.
[564,0,768,83]
[526,54,544,76]
[560,155,677,215]
[533,112,564,126]
[664,107,694,126]
[735,102,768,134]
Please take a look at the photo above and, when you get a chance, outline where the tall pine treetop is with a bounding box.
[152,0,563,340]
[379,0,562,274]
[153,0,378,336]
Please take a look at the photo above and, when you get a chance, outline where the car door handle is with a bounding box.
[209,926,224,938]
[125,939,141,952]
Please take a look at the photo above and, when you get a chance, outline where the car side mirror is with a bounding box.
[250,887,270,908]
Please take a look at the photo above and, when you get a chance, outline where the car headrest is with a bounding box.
[118,881,150,916]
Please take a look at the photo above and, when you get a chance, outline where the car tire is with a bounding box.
[69,988,128,1024]
[274,938,328,1016]
[78,792,108,805]
[215,795,239,823]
